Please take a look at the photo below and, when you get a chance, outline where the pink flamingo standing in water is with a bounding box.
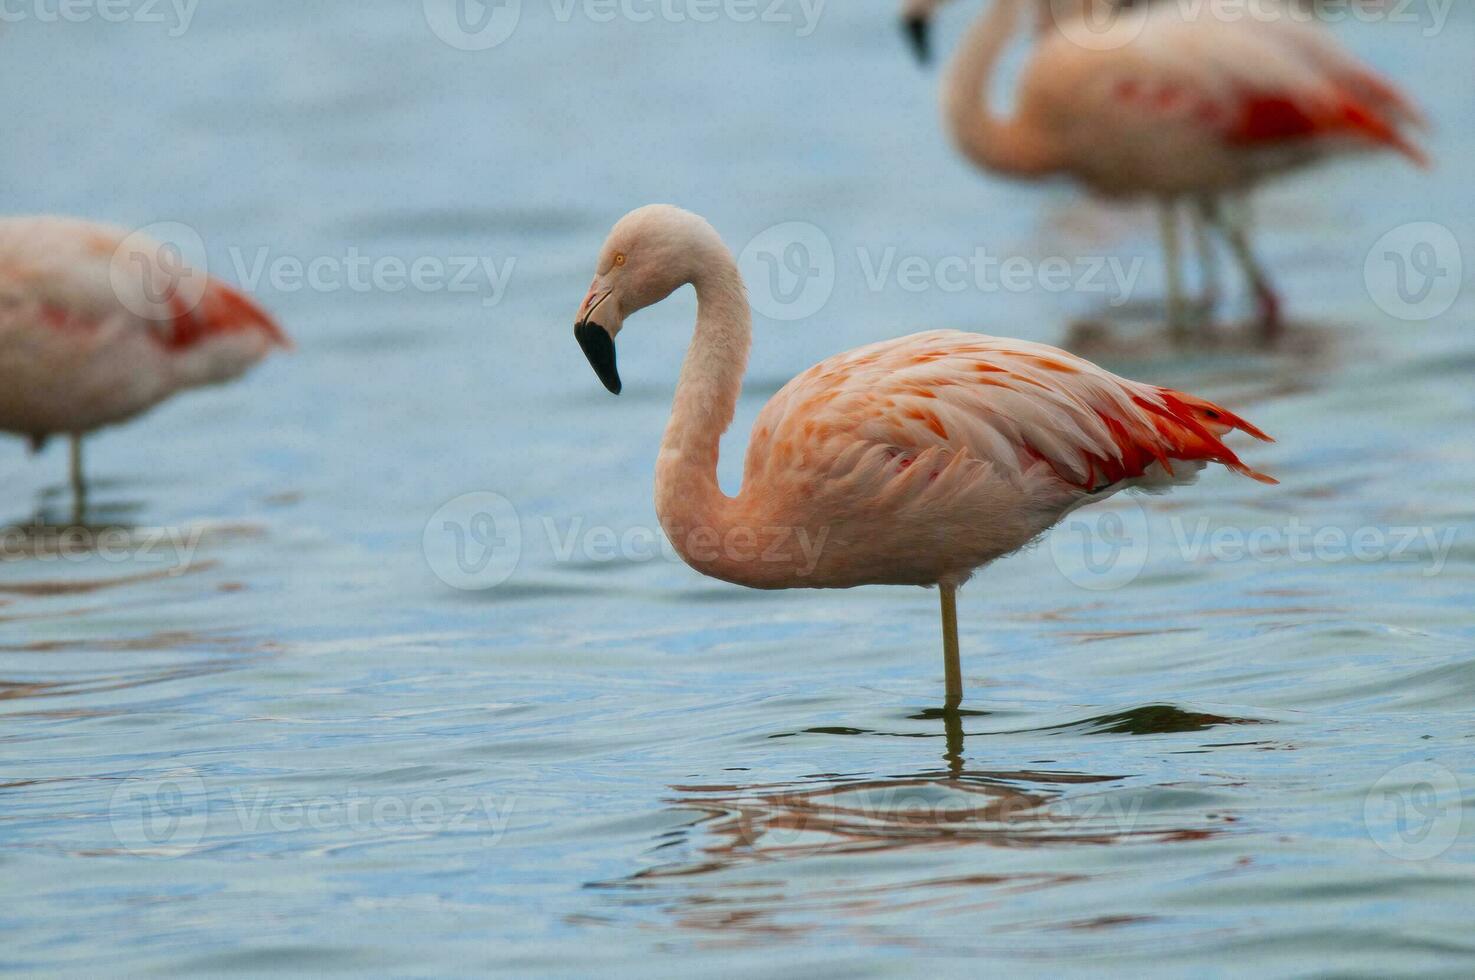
[0,217,288,520]
[903,0,1427,339]
[572,205,1273,707]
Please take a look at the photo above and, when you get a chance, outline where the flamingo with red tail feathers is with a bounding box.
[903,0,1428,339]
[0,217,288,519]
[572,205,1273,707]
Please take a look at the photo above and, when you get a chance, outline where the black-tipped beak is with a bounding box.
[903,14,930,65]
[574,320,621,395]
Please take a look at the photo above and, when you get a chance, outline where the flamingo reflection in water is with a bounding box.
[586,706,1253,938]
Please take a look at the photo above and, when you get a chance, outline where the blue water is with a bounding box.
[2,1,1473,974]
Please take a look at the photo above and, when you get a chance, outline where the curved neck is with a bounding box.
[942,0,1056,178]
[654,251,750,541]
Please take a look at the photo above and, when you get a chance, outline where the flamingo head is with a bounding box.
[574,204,723,396]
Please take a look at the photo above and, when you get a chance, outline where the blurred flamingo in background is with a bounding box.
[571,205,1273,708]
[903,0,1428,340]
[901,0,1228,318]
[0,217,288,520]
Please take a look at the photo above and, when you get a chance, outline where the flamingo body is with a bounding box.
[0,216,286,445]
[977,2,1427,198]
[723,329,1271,589]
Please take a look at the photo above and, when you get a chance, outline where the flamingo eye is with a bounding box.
[613,252,627,267]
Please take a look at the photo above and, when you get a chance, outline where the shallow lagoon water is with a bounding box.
[2,2,1475,974]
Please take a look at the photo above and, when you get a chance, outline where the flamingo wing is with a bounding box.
[747,330,1272,512]
[1252,14,1427,130]
[1034,6,1426,168]
[0,216,286,352]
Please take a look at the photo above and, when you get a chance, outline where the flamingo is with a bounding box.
[0,216,288,520]
[903,0,1428,340]
[572,205,1273,707]
[900,0,1232,318]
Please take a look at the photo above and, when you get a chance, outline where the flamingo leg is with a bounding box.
[940,582,962,709]
[68,434,86,524]
[1210,198,1282,345]
[1158,200,1189,341]
[1192,197,1221,319]
[1228,192,1255,241]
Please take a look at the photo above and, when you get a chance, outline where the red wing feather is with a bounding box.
[167,279,289,351]
[1228,90,1428,168]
